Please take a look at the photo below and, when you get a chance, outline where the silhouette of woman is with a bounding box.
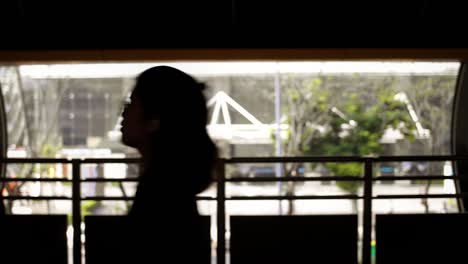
[120,66,217,263]
[0,192,4,216]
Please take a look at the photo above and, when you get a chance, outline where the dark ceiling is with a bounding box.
[0,1,466,49]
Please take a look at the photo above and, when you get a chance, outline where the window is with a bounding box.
[0,61,460,216]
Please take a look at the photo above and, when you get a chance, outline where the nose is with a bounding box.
[121,102,130,117]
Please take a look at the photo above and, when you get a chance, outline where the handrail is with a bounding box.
[0,175,462,183]
[0,155,465,264]
[2,154,468,164]
[225,155,468,163]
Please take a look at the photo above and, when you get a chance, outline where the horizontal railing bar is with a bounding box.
[5,194,466,201]
[374,176,463,181]
[225,175,464,182]
[0,158,72,163]
[374,194,467,199]
[226,156,366,163]
[227,176,363,182]
[1,155,468,164]
[0,178,138,182]
[81,196,216,201]
[0,178,72,182]
[373,155,468,162]
[0,158,142,163]
[225,155,468,163]
[3,196,71,200]
[81,196,134,201]
[0,176,461,183]
[227,195,362,200]
[75,158,141,163]
[5,195,362,201]
[195,196,217,200]
[81,178,139,182]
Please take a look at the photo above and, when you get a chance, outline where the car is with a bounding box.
[247,166,276,178]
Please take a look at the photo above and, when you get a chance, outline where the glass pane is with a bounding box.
[1,61,460,216]
[0,61,461,264]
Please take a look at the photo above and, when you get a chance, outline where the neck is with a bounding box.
[137,143,154,173]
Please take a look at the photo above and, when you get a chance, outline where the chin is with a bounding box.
[121,135,135,148]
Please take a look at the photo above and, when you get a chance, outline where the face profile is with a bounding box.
[120,93,160,149]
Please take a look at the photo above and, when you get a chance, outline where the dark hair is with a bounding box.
[134,66,207,127]
[133,66,217,194]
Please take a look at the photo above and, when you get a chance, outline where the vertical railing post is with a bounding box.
[362,158,373,264]
[72,160,82,264]
[217,159,226,264]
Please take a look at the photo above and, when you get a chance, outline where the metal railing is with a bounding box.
[1,155,467,264]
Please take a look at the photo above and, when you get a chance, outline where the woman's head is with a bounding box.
[120,66,217,194]
[121,66,208,149]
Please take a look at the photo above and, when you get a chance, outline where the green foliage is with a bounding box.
[82,201,99,216]
[282,75,417,194]
[281,76,331,156]
[67,201,100,223]
[40,143,61,157]
[38,143,62,176]
[307,90,416,193]
[327,162,363,194]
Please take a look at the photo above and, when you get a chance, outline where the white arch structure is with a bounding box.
[206,91,288,144]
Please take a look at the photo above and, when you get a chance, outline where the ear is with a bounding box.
[146,119,160,133]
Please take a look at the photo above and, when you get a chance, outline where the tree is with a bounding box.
[401,75,457,212]
[279,74,332,214]
[280,74,417,214]
[307,90,416,212]
[3,77,67,213]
